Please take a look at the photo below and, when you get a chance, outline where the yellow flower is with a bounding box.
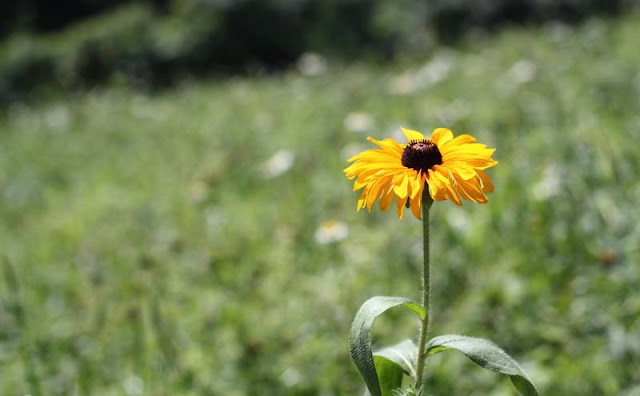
[344,128,498,219]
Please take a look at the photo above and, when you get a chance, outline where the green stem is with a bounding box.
[415,190,433,390]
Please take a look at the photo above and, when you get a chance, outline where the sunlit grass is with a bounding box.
[1,14,640,395]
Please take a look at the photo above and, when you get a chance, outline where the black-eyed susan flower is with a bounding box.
[344,128,497,219]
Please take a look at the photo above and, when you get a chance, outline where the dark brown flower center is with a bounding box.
[401,139,443,172]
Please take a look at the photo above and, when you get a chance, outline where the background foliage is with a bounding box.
[1,3,640,396]
[1,0,639,105]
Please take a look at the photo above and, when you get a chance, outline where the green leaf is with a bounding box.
[373,356,404,396]
[349,296,425,396]
[426,334,539,396]
[374,339,418,379]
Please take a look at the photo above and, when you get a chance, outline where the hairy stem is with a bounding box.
[415,190,433,389]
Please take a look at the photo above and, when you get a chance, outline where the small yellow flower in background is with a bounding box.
[315,220,349,244]
[343,128,498,219]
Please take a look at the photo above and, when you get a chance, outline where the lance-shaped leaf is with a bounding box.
[362,340,419,396]
[426,334,539,396]
[349,296,425,396]
[374,339,418,379]
[371,356,404,396]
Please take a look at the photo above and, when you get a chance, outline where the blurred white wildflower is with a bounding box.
[44,105,70,130]
[297,52,327,77]
[261,149,294,178]
[388,72,415,95]
[445,210,471,235]
[545,21,570,42]
[508,60,537,85]
[343,111,374,133]
[122,375,144,396]
[608,324,632,360]
[281,367,302,387]
[388,51,455,95]
[583,19,606,44]
[391,127,407,142]
[436,99,470,125]
[532,165,562,201]
[415,50,455,86]
[315,220,349,244]
[205,206,225,236]
[502,274,525,304]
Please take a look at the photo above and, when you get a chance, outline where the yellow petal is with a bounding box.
[395,195,407,218]
[439,161,477,180]
[365,177,389,210]
[430,128,453,146]
[401,128,425,142]
[442,146,495,161]
[476,170,495,193]
[347,150,400,164]
[393,171,409,199]
[453,174,487,203]
[468,158,498,170]
[367,136,404,155]
[430,168,462,205]
[356,189,367,211]
[408,170,422,199]
[378,189,394,211]
[444,134,477,147]
[409,191,422,219]
[346,128,496,215]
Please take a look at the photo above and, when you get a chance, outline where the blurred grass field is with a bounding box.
[2,13,640,396]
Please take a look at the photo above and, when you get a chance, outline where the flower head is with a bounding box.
[344,128,497,219]
[314,220,349,244]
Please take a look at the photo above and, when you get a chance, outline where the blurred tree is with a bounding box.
[427,0,626,43]
[0,0,638,104]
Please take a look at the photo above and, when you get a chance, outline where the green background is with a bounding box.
[2,9,640,396]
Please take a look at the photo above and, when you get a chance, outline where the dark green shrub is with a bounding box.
[426,0,630,43]
[1,0,639,104]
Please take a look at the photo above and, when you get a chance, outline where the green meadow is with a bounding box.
[2,13,640,395]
